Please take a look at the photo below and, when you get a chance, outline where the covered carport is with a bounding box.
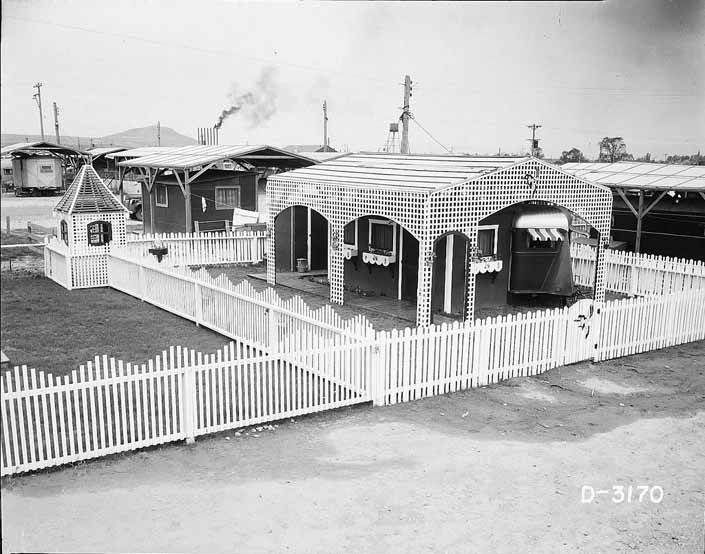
[117,145,316,233]
[563,162,705,259]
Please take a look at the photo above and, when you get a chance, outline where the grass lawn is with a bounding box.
[1,274,231,376]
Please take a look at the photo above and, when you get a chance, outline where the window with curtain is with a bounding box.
[369,221,394,252]
[215,186,240,210]
[477,227,497,257]
[155,184,168,207]
[87,221,112,246]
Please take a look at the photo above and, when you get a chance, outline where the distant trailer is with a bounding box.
[0,141,86,196]
[12,157,63,196]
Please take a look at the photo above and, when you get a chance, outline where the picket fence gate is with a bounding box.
[1,340,372,476]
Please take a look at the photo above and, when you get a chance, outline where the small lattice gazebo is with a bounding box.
[53,164,128,287]
[266,154,613,326]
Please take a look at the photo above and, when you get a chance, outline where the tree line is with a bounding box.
[558,138,704,165]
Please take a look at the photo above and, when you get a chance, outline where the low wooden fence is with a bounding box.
[119,230,266,267]
[1,340,371,476]
[571,244,705,295]
[43,239,72,289]
[107,251,374,352]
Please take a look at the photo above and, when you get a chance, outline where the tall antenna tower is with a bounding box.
[383,122,399,153]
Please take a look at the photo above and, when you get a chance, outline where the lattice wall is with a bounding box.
[266,159,612,326]
[266,179,429,304]
[427,159,612,324]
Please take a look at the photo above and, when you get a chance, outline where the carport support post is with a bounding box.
[184,170,193,233]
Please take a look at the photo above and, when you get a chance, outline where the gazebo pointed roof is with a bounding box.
[54,164,128,215]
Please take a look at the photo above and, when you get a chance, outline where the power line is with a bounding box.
[410,116,453,154]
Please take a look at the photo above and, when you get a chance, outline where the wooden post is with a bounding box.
[184,170,193,233]
[5,216,10,234]
[635,190,644,253]
[182,361,196,444]
[194,282,203,327]
[443,235,454,314]
[397,227,404,300]
[268,308,279,353]
[370,343,386,406]
[307,207,312,270]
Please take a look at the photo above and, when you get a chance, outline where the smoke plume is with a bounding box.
[214,67,279,130]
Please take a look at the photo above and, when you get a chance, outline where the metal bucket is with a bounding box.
[296,257,309,273]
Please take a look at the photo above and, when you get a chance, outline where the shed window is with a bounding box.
[343,220,357,247]
[369,219,395,253]
[87,221,112,246]
[40,165,54,173]
[155,184,168,207]
[477,225,498,257]
[60,220,69,244]
[215,186,240,210]
[2,168,12,176]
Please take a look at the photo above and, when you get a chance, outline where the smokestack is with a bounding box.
[323,100,328,151]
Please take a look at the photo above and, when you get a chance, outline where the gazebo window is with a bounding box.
[156,184,169,207]
[87,220,112,246]
[60,220,69,244]
[477,225,498,257]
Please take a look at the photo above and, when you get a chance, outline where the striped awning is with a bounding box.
[527,228,564,241]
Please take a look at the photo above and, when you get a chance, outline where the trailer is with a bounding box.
[0,142,86,196]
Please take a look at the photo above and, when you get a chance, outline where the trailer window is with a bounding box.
[87,221,112,246]
[155,184,168,207]
[40,165,54,173]
[60,220,69,245]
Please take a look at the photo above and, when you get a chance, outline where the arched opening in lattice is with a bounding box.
[474,200,601,317]
[274,205,329,273]
[431,231,472,320]
[341,214,419,302]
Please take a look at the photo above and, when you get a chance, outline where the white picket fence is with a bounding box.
[119,230,266,267]
[571,244,705,295]
[106,251,375,352]
[0,340,371,476]
[596,288,705,361]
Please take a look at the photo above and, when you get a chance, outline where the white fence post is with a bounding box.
[268,308,279,354]
[370,343,386,406]
[182,362,196,444]
[194,281,203,327]
[138,260,146,301]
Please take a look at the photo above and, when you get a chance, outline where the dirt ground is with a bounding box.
[2,340,704,553]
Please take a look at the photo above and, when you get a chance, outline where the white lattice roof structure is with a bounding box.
[266,153,613,325]
[55,164,128,214]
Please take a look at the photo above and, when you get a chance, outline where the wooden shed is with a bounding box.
[266,153,613,326]
[117,145,316,233]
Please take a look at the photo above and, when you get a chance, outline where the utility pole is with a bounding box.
[400,75,412,155]
[527,123,542,157]
[322,100,328,150]
[157,121,161,146]
[53,102,61,144]
[33,82,45,140]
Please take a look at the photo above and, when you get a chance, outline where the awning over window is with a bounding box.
[527,228,565,241]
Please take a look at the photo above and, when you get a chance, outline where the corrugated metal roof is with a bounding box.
[54,165,128,214]
[0,141,86,157]
[561,162,705,192]
[272,153,527,190]
[105,146,175,160]
[87,146,128,157]
[116,144,317,170]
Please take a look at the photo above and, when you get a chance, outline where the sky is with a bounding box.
[1,0,703,159]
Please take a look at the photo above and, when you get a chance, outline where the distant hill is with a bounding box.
[1,125,197,150]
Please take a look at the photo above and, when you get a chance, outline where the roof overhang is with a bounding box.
[117,145,317,171]
[1,141,86,158]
